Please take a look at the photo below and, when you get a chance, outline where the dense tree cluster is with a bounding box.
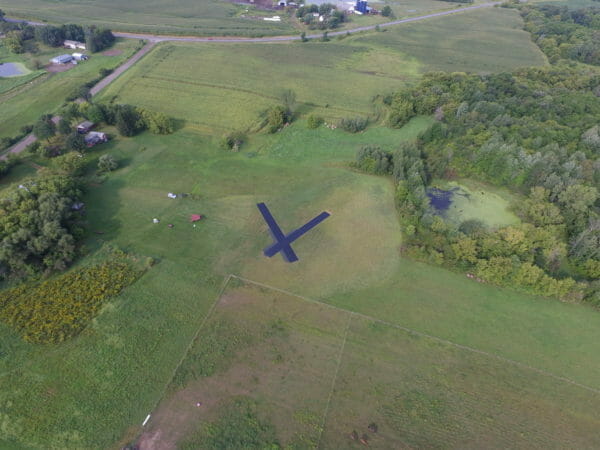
[0,172,83,279]
[296,3,347,30]
[519,5,600,65]
[0,17,114,54]
[367,67,599,304]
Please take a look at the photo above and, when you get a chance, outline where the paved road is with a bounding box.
[112,2,500,42]
[1,43,155,159]
[90,41,155,96]
[2,116,61,160]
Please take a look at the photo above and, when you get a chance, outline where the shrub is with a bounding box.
[98,154,118,172]
[339,116,368,133]
[0,255,142,343]
[307,115,324,129]
[220,131,245,151]
[267,106,288,133]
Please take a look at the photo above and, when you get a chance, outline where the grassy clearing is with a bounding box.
[0,38,140,139]
[147,280,600,449]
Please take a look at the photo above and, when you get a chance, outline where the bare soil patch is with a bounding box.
[103,49,123,56]
[46,63,75,73]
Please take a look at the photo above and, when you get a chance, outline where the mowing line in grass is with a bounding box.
[141,273,233,430]
[230,275,600,396]
[316,311,351,449]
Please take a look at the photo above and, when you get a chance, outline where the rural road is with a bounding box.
[89,41,155,96]
[3,1,499,159]
[111,2,501,42]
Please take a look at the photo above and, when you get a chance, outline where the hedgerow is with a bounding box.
[0,255,143,344]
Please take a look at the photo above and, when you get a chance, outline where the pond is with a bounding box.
[427,187,462,213]
[0,62,28,77]
[426,181,520,228]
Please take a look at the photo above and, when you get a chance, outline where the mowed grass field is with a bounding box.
[143,280,600,449]
[99,8,545,134]
[2,117,600,449]
[0,39,140,140]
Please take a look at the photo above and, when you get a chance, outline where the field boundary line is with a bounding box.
[316,311,351,449]
[230,275,600,396]
[143,273,233,427]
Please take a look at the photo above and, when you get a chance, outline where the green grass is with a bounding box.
[99,9,545,134]
[148,280,600,449]
[360,7,547,73]
[0,9,594,448]
[99,40,421,133]
[0,38,140,140]
[0,0,489,37]
[1,0,295,37]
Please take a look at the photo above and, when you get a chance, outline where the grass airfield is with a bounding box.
[1,6,599,449]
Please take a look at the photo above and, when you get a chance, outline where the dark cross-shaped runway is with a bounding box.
[257,202,330,263]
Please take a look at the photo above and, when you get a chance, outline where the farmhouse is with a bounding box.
[77,121,95,134]
[84,131,108,147]
[64,40,86,50]
[50,54,74,65]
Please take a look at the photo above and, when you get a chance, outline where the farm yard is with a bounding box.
[0,38,140,140]
[0,3,599,449]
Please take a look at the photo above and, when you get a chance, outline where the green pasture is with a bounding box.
[1,116,600,448]
[1,0,294,37]
[0,7,595,448]
[0,38,140,140]
[151,281,600,449]
[0,0,487,37]
[362,7,547,73]
[99,9,545,134]
[98,40,421,133]
[431,179,521,229]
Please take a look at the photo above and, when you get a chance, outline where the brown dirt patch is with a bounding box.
[103,49,123,56]
[46,63,75,73]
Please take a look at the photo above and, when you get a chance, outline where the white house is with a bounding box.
[64,40,86,50]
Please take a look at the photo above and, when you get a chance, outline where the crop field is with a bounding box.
[0,0,485,36]
[0,38,140,140]
[0,0,295,37]
[100,8,545,135]
[141,279,600,449]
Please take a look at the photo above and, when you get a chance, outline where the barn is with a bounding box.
[64,40,87,50]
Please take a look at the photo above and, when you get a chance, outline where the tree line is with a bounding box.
[358,67,599,305]
[0,12,114,54]
[513,3,600,66]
